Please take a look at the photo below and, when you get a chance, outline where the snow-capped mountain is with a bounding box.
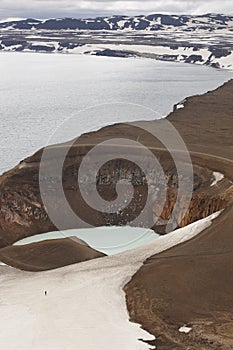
[0,14,232,31]
[0,14,232,70]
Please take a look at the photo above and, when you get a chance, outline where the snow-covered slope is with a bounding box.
[0,212,220,350]
[1,40,231,69]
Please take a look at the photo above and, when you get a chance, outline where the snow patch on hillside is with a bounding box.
[179,325,192,333]
[211,171,224,186]
[211,52,233,70]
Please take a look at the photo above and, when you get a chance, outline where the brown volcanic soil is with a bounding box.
[124,80,233,349]
[167,80,233,160]
[0,237,106,271]
[125,206,233,349]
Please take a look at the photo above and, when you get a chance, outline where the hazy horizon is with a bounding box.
[0,0,232,20]
[0,12,233,21]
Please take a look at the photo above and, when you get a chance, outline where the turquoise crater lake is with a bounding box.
[14,226,160,255]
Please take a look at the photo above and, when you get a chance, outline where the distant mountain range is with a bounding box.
[0,13,232,31]
[0,14,232,70]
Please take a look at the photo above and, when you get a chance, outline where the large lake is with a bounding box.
[0,52,232,174]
